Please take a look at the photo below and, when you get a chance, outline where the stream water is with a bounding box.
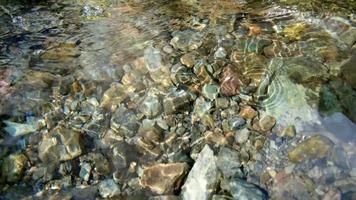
[0,0,356,199]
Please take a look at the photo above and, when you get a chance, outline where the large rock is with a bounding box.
[141,163,190,194]
[181,145,220,200]
[288,135,334,163]
[39,126,82,163]
[217,148,243,179]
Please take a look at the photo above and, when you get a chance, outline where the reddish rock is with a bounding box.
[219,66,243,96]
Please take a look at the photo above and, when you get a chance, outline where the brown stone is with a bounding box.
[259,115,276,132]
[141,163,190,194]
[239,106,258,120]
[180,53,196,68]
[219,65,243,96]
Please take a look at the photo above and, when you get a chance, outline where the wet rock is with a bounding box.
[204,131,228,146]
[79,163,91,182]
[139,94,162,118]
[330,147,350,170]
[181,145,220,200]
[215,97,230,109]
[149,195,180,200]
[214,47,227,59]
[99,179,121,198]
[1,153,28,183]
[283,23,307,41]
[259,115,276,132]
[279,125,296,138]
[163,89,191,114]
[202,84,220,101]
[170,30,203,51]
[220,66,243,96]
[229,179,267,200]
[340,53,356,89]
[141,163,189,194]
[229,116,246,130]
[235,128,250,144]
[239,106,258,120]
[180,53,196,68]
[144,46,171,86]
[217,147,243,179]
[39,126,82,163]
[100,83,127,110]
[271,173,315,200]
[3,120,37,137]
[110,105,139,138]
[288,135,334,163]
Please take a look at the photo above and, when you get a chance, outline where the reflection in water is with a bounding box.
[0,0,356,199]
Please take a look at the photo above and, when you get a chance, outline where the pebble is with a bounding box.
[259,115,276,132]
[239,106,258,120]
[99,179,121,198]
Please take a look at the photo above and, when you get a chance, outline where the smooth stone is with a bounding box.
[39,126,82,163]
[181,145,220,200]
[99,179,121,198]
[229,116,246,130]
[149,195,180,200]
[163,90,191,114]
[3,120,36,137]
[288,135,334,163]
[220,66,243,96]
[141,163,189,195]
[217,148,243,179]
[204,131,227,146]
[229,179,267,200]
[235,128,250,144]
[202,84,220,101]
[239,106,258,120]
[259,115,276,132]
[1,153,28,183]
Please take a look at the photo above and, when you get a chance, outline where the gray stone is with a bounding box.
[229,179,267,200]
[181,145,220,200]
[3,120,36,137]
[79,163,91,181]
[202,84,220,101]
[235,128,250,144]
[99,179,121,198]
[215,98,230,109]
[139,94,162,118]
[214,47,227,59]
[217,148,243,179]
[229,117,246,130]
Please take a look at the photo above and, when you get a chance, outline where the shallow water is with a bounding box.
[0,0,356,199]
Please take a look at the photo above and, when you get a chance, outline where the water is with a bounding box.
[0,0,356,199]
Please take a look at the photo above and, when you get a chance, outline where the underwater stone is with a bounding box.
[3,121,36,137]
[170,30,203,51]
[1,153,28,183]
[99,179,121,198]
[180,53,196,68]
[217,148,243,179]
[259,115,276,132]
[288,135,334,163]
[39,126,82,163]
[202,84,220,101]
[239,106,258,120]
[141,163,189,195]
[181,145,220,200]
[139,94,162,118]
[214,47,227,59]
[220,66,243,96]
[229,179,267,200]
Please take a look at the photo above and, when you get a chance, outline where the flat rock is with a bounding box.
[288,135,334,163]
[141,163,190,194]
